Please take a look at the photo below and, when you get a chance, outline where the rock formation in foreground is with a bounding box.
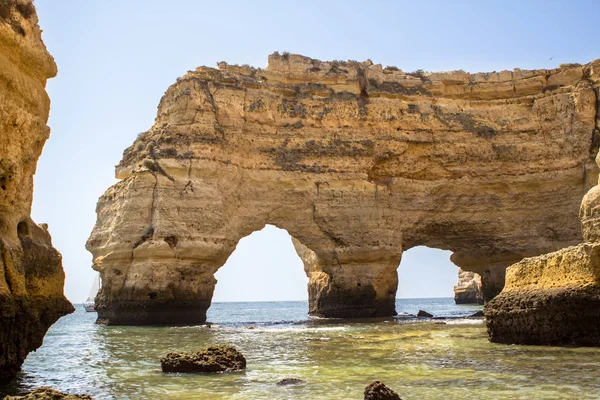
[0,0,73,383]
[160,345,246,373]
[364,381,402,400]
[454,269,484,304]
[487,143,600,345]
[3,387,94,400]
[87,52,600,324]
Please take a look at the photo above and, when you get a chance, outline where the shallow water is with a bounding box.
[2,299,600,399]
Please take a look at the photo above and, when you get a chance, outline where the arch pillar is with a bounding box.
[451,251,525,302]
[293,239,399,318]
[87,172,244,326]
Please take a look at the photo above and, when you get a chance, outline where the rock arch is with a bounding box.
[87,53,600,325]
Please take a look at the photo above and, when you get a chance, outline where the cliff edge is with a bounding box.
[0,0,73,382]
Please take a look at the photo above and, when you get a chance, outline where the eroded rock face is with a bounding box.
[454,268,483,304]
[87,52,600,324]
[486,64,600,346]
[485,244,600,345]
[0,1,73,383]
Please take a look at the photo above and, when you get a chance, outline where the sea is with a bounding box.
[1,298,600,400]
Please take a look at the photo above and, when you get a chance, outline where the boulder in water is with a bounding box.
[3,387,94,399]
[160,345,246,373]
[416,310,433,318]
[277,378,306,385]
[364,381,402,400]
[469,310,485,318]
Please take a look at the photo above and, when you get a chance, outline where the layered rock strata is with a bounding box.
[454,269,483,304]
[487,126,600,346]
[0,1,73,383]
[485,243,600,345]
[87,52,600,324]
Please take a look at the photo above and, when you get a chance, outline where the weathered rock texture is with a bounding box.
[487,122,600,346]
[0,0,73,383]
[160,345,246,373]
[3,387,94,400]
[364,381,402,400]
[87,52,600,325]
[486,244,600,345]
[454,268,483,304]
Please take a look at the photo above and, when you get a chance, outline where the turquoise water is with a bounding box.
[2,298,600,399]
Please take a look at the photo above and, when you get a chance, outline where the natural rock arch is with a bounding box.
[87,53,600,325]
[210,224,308,303]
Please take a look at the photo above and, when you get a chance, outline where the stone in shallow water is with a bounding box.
[364,381,402,400]
[416,310,433,318]
[277,378,306,385]
[3,387,94,400]
[160,345,246,373]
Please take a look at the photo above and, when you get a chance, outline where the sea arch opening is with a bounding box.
[396,246,483,317]
[207,224,309,324]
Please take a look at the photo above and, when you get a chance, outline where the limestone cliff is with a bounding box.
[487,97,600,346]
[87,52,599,325]
[454,269,483,304]
[0,0,73,382]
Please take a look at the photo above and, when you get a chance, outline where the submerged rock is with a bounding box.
[364,381,402,400]
[277,378,306,385]
[3,387,94,400]
[417,310,433,318]
[160,345,246,373]
[469,310,485,318]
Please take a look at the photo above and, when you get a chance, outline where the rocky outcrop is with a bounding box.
[3,387,94,400]
[87,52,600,324]
[486,61,600,346]
[0,0,73,383]
[364,381,402,400]
[160,345,246,373]
[454,268,484,304]
[486,244,600,345]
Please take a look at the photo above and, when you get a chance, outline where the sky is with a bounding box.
[30,0,600,303]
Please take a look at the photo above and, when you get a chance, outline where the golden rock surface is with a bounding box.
[0,0,73,382]
[87,52,600,324]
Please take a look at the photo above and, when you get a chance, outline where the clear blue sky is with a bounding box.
[31,0,600,302]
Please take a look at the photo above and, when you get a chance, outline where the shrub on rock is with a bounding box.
[160,345,246,373]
